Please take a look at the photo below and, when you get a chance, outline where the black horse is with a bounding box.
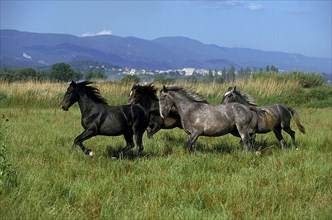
[61,81,149,158]
[222,86,305,148]
[128,84,182,138]
[159,86,276,152]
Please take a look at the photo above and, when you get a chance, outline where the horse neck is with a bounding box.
[235,95,252,106]
[169,91,195,115]
[141,95,159,113]
[77,91,102,116]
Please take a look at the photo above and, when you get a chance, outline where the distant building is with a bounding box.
[182,68,195,76]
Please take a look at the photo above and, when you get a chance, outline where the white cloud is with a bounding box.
[227,1,264,11]
[225,0,244,6]
[246,3,263,11]
[81,30,112,37]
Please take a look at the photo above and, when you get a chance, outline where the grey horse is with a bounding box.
[159,86,276,152]
[221,86,305,148]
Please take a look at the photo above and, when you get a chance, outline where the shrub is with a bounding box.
[121,75,140,84]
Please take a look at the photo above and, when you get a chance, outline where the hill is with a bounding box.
[0,29,331,73]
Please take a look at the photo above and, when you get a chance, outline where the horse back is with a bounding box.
[182,103,249,136]
[90,104,149,136]
[261,104,292,123]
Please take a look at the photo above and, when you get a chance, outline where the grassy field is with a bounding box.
[0,79,331,219]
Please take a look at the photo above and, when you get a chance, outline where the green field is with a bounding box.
[1,79,331,219]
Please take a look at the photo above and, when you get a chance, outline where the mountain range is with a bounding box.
[0,29,331,73]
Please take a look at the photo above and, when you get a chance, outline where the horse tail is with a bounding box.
[287,107,306,134]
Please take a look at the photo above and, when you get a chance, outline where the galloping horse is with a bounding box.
[61,81,149,158]
[128,84,182,138]
[222,86,305,148]
[159,86,276,152]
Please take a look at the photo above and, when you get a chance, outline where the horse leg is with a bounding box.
[187,133,199,153]
[73,129,96,156]
[241,135,252,152]
[272,127,286,149]
[115,132,135,159]
[147,122,161,138]
[249,133,256,147]
[134,133,144,156]
[283,127,296,147]
[236,125,252,152]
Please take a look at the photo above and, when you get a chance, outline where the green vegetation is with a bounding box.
[0,63,107,82]
[0,75,331,219]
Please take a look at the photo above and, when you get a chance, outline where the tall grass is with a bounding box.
[0,77,330,108]
[0,79,331,219]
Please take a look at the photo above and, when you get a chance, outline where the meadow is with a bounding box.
[0,78,331,219]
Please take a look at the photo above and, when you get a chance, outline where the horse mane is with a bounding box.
[135,84,158,100]
[76,81,108,104]
[229,87,258,106]
[165,86,207,103]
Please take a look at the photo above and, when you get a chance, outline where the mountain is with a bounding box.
[0,29,331,73]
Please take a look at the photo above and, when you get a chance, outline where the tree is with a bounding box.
[208,69,214,82]
[271,65,278,73]
[239,67,244,76]
[245,67,251,76]
[49,63,79,82]
[83,71,106,81]
[266,65,270,72]
[222,67,227,81]
[228,66,236,82]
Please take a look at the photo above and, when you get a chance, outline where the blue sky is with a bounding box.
[1,0,331,58]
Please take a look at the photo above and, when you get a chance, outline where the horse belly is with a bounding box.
[98,115,129,136]
[203,123,233,136]
[202,114,233,136]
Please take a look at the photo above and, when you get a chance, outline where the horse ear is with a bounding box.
[162,85,168,92]
[70,81,76,87]
[233,86,237,91]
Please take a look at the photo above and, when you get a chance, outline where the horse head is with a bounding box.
[128,84,141,104]
[128,84,157,105]
[159,85,174,119]
[221,86,256,106]
[61,81,79,111]
[221,86,238,104]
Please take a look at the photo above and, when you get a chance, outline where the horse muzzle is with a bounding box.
[60,102,69,111]
[61,105,68,111]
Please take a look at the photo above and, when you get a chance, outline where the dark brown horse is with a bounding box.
[159,86,276,152]
[221,86,305,148]
[61,81,149,158]
[128,84,182,138]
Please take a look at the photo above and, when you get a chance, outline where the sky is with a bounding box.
[1,0,331,59]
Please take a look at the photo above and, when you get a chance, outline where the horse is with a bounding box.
[60,81,149,158]
[128,84,182,138]
[159,86,277,152]
[221,86,305,148]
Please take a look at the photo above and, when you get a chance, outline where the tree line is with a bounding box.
[0,63,106,82]
[0,62,323,88]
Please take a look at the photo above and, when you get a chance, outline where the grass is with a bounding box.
[0,80,332,219]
